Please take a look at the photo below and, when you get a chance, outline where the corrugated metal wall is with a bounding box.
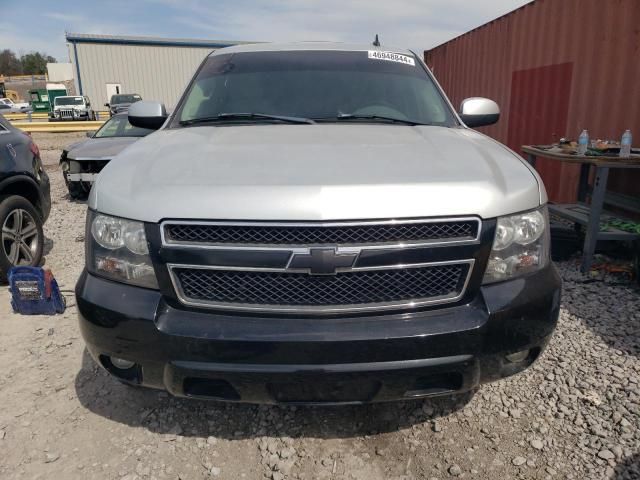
[425,0,640,204]
[69,43,215,109]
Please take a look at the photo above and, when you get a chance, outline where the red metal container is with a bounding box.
[425,0,640,204]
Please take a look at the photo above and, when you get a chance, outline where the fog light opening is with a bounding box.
[505,349,531,363]
[111,357,136,370]
[100,355,142,383]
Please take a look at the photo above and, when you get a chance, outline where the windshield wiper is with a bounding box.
[179,113,315,126]
[315,113,427,126]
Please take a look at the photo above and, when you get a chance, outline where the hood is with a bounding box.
[90,125,544,222]
[68,137,139,160]
[64,138,88,152]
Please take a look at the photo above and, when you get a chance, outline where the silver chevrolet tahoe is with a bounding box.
[76,43,561,404]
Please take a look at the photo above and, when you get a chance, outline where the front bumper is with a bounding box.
[49,112,89,121]
[66,172,98,182]
[76,265,561,404]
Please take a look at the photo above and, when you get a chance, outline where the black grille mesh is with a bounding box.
[174,264,467,308]
[165,220,477,246]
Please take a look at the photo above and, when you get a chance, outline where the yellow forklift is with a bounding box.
[0,76,20,102]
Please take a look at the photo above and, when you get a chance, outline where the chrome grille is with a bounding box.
[163,219,479,246]
[59,109,75,119]
[170,262,472,313]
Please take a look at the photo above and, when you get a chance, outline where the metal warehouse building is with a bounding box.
[66,33,252,109]
[425,0,640,205]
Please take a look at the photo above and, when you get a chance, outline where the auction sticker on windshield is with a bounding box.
[368,51,415,66]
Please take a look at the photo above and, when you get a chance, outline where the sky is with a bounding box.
[1,0,531,62]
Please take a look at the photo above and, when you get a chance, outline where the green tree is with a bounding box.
[0,49,22,75]
[20,52,57,75]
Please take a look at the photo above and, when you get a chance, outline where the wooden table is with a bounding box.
[522,145,640,272]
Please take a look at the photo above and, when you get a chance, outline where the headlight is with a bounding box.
[483,206,550,284]
[87,211,158,289]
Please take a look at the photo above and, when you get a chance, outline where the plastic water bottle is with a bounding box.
[620,130,632,157]
[577,130,589,155]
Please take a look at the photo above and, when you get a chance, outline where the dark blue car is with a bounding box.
[0,114,51,281]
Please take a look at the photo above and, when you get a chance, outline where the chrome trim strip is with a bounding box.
[160,217,482,250]
[167,259,475,314]
[67,173,98,181]
[67,156,112,161]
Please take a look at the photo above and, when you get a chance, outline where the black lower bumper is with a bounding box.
[76,265,561,404]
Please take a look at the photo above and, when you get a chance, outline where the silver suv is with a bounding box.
[76,43,561,404]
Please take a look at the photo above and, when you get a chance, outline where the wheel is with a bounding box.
[0,195,44,282]
[67,181,89,200]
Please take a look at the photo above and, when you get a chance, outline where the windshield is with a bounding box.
[176,50,456,126]
[55,97,84,106]
[94,115,153,138]
[111,94,141,104]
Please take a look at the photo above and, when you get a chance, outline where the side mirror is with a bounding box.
[129,101,168,130]
[86,131,95,138]
[104,103,110,107]
[459,98,500,128]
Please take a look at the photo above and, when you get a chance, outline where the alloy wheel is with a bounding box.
[2,208,39,266]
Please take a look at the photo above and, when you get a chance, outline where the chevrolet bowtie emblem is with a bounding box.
[289,248,357,275]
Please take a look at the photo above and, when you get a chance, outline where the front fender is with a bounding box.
[0,173,40,192]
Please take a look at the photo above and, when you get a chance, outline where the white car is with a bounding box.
[49,95,96,121]
[0,98,32,113]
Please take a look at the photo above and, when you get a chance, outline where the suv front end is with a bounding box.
[76,44,560,404]
[49,96,91,121]
[77,207,559,404]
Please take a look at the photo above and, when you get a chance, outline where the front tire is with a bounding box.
[0,196,44,282]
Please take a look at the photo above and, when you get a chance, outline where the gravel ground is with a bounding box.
[0,132,638,480]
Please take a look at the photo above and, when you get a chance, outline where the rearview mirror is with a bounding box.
[459,98,500,128]
[128,101,168,130]
[86,131,95,138]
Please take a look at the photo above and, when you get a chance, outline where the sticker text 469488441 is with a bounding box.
[368,51,416,66]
